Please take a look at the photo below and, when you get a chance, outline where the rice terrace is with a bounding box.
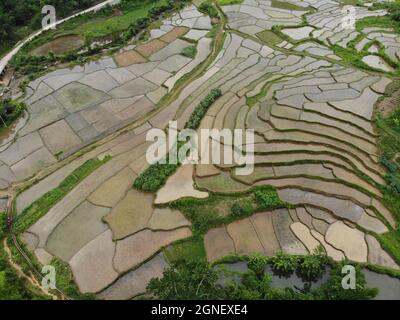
[1,0,400,302]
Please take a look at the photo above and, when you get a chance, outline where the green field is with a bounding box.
[72,0,168,40]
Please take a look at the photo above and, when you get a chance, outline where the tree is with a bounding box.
[147,261,223,299]
[269,251,298,274]
[297,247,328,280]
[247,253,268,278]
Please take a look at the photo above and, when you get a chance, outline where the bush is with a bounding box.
[147,261,223,299]
[199,2,218,18]
[51,258,95,299]
[0,214,6,239]
[248,253,268,278]
[297,248,327,280]
[132,162,178,192]
[170,197,222,234]
[254,186,284,210]
[230,199,254,218]
[0,99,25,128]
[185,88,222,130]
[181,45,197,58]
[122,16,151,41]
[269,251,298,274]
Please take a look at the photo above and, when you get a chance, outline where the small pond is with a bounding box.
[216,262,400,300]
[363,269,400,300]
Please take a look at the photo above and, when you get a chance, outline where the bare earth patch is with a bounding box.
[114,227,192,273]
[87,167,136,208]
[148,208,191,231]
[70,229,118,294]
[290,222,320,253]
[114,50,147,67]
[250,212,280,256]
[376,87,400,117]
[160,26,189,43]
[204,226,236,261]
[46,201,110,261]
[135,39,168,57]
[99,252,168,300]
[226,218,264,255]
[155,164,208,204]
[325,221,368,263]
[31,35,83,56]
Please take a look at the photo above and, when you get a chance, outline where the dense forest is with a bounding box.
[0,0,99,54]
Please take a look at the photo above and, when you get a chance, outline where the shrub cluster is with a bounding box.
[254,185,285,210]
[147,253,378,300]
[0,99,25,128]
[269,249,327,280]
[181,45,197,58]
[383,3,400,22]
[132,162,178,192]
[185,88,222,130]
[230,199,254,218]
[269,251,299,275]
[199,2,219,19]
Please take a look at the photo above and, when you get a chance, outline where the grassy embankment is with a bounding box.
[14,156,111,233]
[374,82,400,264]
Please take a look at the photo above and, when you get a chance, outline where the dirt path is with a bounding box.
[2,238,58,300]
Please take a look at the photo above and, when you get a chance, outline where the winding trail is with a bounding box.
[2,238,59,299]
[4,196,69,299]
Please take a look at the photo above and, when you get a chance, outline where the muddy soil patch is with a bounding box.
[31,35,83,56]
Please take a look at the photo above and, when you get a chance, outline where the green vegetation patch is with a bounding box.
[50,257,95,299]
[340,0,359,6]
[256,30,283,46]
[170,186,287,235]
[147,252,378,300]
[186,88,222,129]
[271,0,310,11]
[14,156,111,233]
[181,45,197,58]
[164,235,207,264]
[75,0,169,40]
[199,2,219,19]
[0,0,99,57]
[377,230,400,265]
[373,81,400,263]
[132,161,179,193]
[0,214,6,240]
[0,99,26,131]
[0,218,48,300]
[0,242,47,300]
[216,0,244,6]
[147,261,222,299]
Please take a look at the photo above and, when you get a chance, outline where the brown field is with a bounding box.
[135,39,167,57]
[31,35,83,56]
[114,50,147,67]
[160,27,189,43]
